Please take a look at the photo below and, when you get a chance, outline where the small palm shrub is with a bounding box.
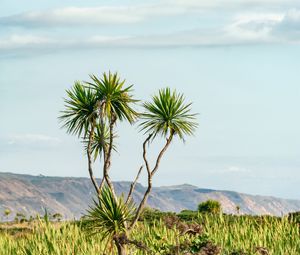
[83,187,136,253]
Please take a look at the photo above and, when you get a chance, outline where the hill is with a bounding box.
[0,172,299,220]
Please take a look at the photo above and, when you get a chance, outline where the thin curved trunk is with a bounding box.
[126,165,143,204]
[129,132,173,230]
[115,241,127,255]
[87,120,99,194]
[103,114,117,200]
[130,178,152,229]
[98,177,105,194]
[97,105,107,195]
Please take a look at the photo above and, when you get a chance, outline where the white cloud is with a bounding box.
[224,9,300,43]
[2,8,300,53]
[1,1,299,28]
[273,9,300,41]
[0,5,183,27]
[224,166,249,173]
[224,13,284,43]
[0,34,136,51]
[0,35,55,49]
[206,165,251,175]
[174,0,299,9]
[0,32,239,52]
[7,134,61,148]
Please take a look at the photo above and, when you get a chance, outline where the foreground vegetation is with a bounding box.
[0,211,299,255]
[2,72,297,254]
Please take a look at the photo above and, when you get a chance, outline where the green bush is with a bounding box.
[177,209,198,221]
[288,211,300,224]
[198,200,222,214]
[139,207,175,222]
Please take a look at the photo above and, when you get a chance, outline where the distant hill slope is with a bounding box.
[0,172,299,220]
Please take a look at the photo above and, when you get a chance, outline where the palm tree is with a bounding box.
[86,72,138,199]
[60,72,138,199]
[130,87,197,228]
[59,81,99,193]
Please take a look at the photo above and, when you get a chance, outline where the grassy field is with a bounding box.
[0,212,299,255]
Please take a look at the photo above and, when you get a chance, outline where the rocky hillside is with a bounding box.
[0,172,299,220]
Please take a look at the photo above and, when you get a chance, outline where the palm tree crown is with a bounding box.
[139,87,198,140]
[59,81,98,138]
[87,72,138,123]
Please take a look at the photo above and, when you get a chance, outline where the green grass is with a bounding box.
[199,214,300,254]
[0,213,299,254]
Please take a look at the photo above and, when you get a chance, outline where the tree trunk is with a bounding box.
[130,132,173,230]
[103,114,117,200]
[115,240,127,255]
[87,120,99,194]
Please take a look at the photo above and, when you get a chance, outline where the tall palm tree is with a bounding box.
[60,72,138,198]
[59,81,100,193]
[130,87,197,228]
[86,72,138,199]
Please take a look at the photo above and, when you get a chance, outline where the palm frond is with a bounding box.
[86,72,139,124]
[59,82,98,138]
[139,88,198,141]
[83,187,136,240]
[83,123,117,161]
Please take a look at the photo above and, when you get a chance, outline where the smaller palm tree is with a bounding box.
[130,88,198,229]
[83,187,135,254]
[83,123,115,162]
[86,72,139,200]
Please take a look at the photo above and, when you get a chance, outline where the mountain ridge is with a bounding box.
[0,171,299,220]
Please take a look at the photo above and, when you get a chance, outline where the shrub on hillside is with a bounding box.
[198,200,222,214]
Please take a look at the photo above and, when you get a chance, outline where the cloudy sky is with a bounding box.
[0,0,299,200]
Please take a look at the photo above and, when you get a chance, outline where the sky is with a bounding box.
[0,0,299,200]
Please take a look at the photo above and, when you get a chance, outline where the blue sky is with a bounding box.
[0,0,299,199]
